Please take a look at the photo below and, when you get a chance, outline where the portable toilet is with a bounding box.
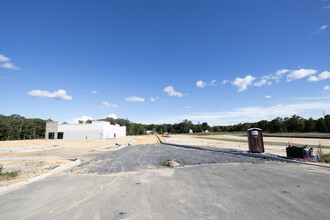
[247,128,264,153]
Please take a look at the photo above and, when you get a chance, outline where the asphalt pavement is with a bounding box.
[1,143,330,219]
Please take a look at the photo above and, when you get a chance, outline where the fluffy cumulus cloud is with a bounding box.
[73,116,93,123]
[0,54,19,70]
[0,62,19,70]
[163,86,184,97]
[265,95,272,99]
[210,80,216,86]
[272,69,289,82]
[232,75,256,92]
[308,71,330,82]
[99,101,117,109]
[150,96,160,102]
[0,54,10,62]
[28,89,72,100]
[100,113,118,119]
[286,68,317,81]
[254,79,267,87]
[222,80,229,85]
[196,80,207,88]
[324,85,330,91]
[125,96,145,103]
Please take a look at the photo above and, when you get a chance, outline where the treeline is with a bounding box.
[1,114,329,141]
[0,114,46,141]
[99,114,330,135]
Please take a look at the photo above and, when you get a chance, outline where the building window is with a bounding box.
[48,132,55,139]
[58,132,64,139]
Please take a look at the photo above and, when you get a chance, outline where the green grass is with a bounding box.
[319,154,330,163]
[0,163,20,178]
[180,132,330,138]
[196,137,330,149]
[183,131,246,136]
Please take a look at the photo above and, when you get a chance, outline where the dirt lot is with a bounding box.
[0,136,145,187]
[163,134,330,157]
[1,134,329,188]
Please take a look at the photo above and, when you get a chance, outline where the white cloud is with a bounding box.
[276,69,290,76]
[73,116,93,124]
[28,89,73,100]
[101,113,118,119]
[315,25,328,34]
[99,101,117,109]
[308,71,330,82]
[265,95,272,99]
[254,79,267,87]
[324,5,330,9]
[324,85,330,91]
[185,106,192,109]
[0,54,10,62]
[286,68,317,81]
[267,81,272,86]
[0,63,19,70]
[210,80,216,86]
[150,96,160,102]
[163,86,184,97]
[319,25,328,30]
[92,90,98,94]
[125,96,145,103]
[232,75,256,92]
[141,101,330,125]
[222,80,229,85]
[196,80,207,88]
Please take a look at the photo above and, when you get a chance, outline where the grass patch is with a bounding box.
[319,154,330,163]
[180,132,330,138]
[0,163,20,178]
[161,157,180,167]
[183,132,246,136]
[197,137,330,149]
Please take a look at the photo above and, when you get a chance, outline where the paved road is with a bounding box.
[1,143,330,219]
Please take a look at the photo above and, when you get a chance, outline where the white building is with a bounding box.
[45,121,126,140]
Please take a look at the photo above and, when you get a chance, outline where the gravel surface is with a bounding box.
[81,143,274,174]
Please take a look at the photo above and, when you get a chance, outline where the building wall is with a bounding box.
[45,121,126,140]
[45,122,58,139]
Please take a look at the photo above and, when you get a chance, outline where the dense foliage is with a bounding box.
[0,114,46,141]
[100,114,330,135]
[0,114,329,141]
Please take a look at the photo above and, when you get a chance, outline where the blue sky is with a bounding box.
[1,0,330,125]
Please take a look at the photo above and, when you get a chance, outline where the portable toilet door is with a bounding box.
[247,128,265,153]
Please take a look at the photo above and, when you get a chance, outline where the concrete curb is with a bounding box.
[0,158,81,194]
[157,135,330,169]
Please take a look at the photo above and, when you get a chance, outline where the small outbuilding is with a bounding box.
[247,128,264,153]
[45,121,126,140]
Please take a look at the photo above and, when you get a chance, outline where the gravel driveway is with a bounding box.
[81,143,273,174]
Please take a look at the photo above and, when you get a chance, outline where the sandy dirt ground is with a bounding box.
[0,136,145,187]
[163,134,330,157]
[1,134,329,188]
[132,135,164,145]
